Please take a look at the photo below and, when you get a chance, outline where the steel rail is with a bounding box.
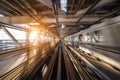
[62,44,80,80]
[68,45,110,80]
[41,44,59,80]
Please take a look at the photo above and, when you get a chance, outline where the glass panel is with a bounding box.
[0,29,11,40]
[6,28,26,40]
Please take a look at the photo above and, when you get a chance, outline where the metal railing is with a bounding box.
[0,39,26,53]
[0,42,56,80]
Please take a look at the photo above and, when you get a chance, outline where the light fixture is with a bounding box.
[80,25,84,28]
[60,0,67,12]
[0,14,4,17]
[61,24,65,28]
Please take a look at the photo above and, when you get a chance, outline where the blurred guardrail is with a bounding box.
[0,39,26,53]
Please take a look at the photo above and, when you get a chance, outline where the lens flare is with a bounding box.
[29,31,38,40]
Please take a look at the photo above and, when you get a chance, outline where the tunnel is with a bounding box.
[0,0,120,80]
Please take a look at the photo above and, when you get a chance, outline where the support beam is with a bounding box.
[91,8,120,25]
[37,0,53,8]
[0,22,27,31]
[76,0,100,24]
[1,27,23,47]
[52,0,60,37]
[0,16,100,24]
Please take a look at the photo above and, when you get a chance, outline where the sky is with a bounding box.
[0,28,26,40]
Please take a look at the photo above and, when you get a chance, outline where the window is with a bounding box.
[93,31,106,43]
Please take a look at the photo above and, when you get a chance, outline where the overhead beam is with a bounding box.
[52,0,60,37]
[90,8,120,25]
[75,0,110,23]
[0,16,100,24]
[37,0,53,8]
[0,22,27,31]
[76,0,100,24]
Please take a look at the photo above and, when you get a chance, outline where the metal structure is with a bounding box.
[0,0,120,80]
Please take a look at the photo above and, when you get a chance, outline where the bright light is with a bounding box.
[49,24,56,28]
[60,0,67,12]
[0,29,11,40]
[29,23,39,26]
[80,25,84,28]
[13,24,30,28]
[61,24,65,28]
[29,31,38,40]
[0,28,26,40]
[0,14,4,17]
[41,35,44,41]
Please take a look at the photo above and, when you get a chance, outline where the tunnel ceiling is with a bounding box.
[0,0,120,38]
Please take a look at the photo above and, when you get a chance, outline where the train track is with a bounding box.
[2,41,120,80]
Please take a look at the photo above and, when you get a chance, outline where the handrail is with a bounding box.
[0,42,55,80]
[21,43,58,80]
[0,39,26,53]
[0,44,44,61]
[0,52,40,80]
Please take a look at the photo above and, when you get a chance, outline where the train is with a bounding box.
[64,15,120,71]
[65,15,120,49]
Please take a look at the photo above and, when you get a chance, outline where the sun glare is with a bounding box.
[29,31,38,40]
